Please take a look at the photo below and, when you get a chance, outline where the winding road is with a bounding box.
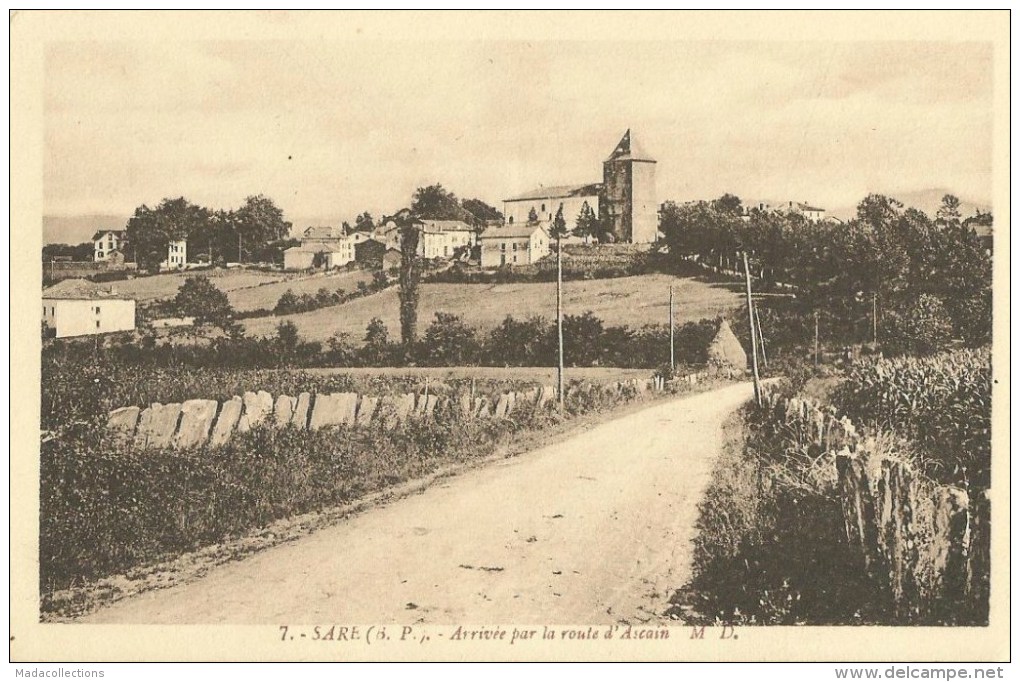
[83,381,756,625]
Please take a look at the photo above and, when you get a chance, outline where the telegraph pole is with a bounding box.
[742,251,761,406]
[814,310,820,367]
[754,302,768,368]
[556,233,564,412]
[872,292,878,345]
[669,285,675,371]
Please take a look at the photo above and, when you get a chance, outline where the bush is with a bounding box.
[882,294,955,356]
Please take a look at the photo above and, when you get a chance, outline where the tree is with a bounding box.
[172,276,234,327]
[276,320,301,361]
[363,317,392,365]
[574,201,599,244]
[712,193,744,216]
[354,212,375,232]
[325,331,356,366]
[883,294,954,356]
[563,311,605,366]
[398,216,422,360]
[232,195,293,261]
[527,207,540,225]
[461,198,503,226]
[126,197,209,272]
[412,184,467,220]
[936,194,962,226]
[275,289,299,314]
[423,312,478,365]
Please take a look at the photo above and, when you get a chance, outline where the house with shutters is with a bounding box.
[478,224,550,268]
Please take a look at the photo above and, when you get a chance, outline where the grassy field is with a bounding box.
[106,268,287,302]
[226,268,376,312]
[243,274,743,341]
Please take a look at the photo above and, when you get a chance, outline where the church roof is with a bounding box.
[504,183,602,202]
[605,129,656,163]
[480,224,548,240]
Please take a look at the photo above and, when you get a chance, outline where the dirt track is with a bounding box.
[83,381,756,624]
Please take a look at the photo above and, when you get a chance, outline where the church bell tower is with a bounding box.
[600,129,657,244]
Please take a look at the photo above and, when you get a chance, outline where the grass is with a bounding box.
[226,268,376,312]
[242,274,744,342]
[299,366,655,384]
[106,268,287,302]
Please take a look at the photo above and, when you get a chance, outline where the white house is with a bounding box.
[42,278,136,338]
[503,184,601,230]
[161,239,188,270]
[93,229,126,262]
[417,219,477,259]
[479,224,551,268]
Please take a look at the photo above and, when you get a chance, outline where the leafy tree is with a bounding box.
[126,197,209,272]
[233,195,293,252]
[563,311,605,366]
[461,198,504,226]
[172,276,234,327]
[412,184,467,220]
[574,201,599,244]
[883,294,954,356]
[325,331,356,366]
[276,320,301,361]
[936,194,962,226]
[527,207,540,225]
[275,289,299,314]
[712,193,744,216]
[486,315,554,366]
[354,212,375,232]
[43,242,94,262]
[362,317,392,365]
[423,312,478,365]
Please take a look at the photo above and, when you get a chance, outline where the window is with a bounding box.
[97,251,103,259]
[96,320,101,329]
[501,242,506,251]
[541,203,546,212]
[512,243,518,251]
[500,254,506,265]
[508,216,514,224]
[95,306,101,314]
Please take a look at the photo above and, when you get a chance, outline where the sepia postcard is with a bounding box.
[10,10,1010,664]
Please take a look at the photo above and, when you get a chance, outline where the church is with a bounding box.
[501,130,658,244]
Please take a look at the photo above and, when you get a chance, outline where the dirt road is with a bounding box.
[83,381,755,624]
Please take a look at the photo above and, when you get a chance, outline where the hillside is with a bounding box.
[242,274,743,342]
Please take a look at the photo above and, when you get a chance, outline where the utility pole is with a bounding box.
[814,310,820,367]
[742,251,761,406]
[238,233,243,264]
[872,292,878,345]
[669,285,675,371]
[556,233,564,412]
[754,302,768,368]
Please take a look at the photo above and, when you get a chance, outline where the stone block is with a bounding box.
[505,392,517,415]
[395,393,416,420]
[237,390,273,432]
[135,402,182,449]
[291,392,312,429]
[356,396,379,426]
[494,393,510,419]
[424,394,439,419]
[107,406,140,439]
[173,399,219,449]
[273,395,296,427]
[459,393,473,418]
[476,397,491,418]
[309,392,359,429]
[208,397,242,447]
[415,393,429,416]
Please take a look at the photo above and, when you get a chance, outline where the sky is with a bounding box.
[44,39,993,234]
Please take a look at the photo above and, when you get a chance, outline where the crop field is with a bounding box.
[243,274,743,341]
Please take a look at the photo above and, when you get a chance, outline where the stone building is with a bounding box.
[600,129,658,244]
[502,130,657,244]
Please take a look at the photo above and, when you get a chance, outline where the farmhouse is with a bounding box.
[418,219,477,259]
[503,130,658,244]
[479,224,550,268]
[161,239,188,270]
[355,238,388,269]
[42,278,136,338]
[93,229,126,262]
[285,226,356,270]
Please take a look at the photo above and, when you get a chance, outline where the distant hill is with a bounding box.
[826,189,992,222]
[43,214,129,245]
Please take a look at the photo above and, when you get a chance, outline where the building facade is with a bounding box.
[502,185,601,230]
[161,240,188,270]
[479,224,550,268]
[93,230,126,262]
[42,279,136,338]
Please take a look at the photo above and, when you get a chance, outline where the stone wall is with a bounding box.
[105,371,722,451]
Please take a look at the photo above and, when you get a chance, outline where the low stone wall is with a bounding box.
[104,370,726,451]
